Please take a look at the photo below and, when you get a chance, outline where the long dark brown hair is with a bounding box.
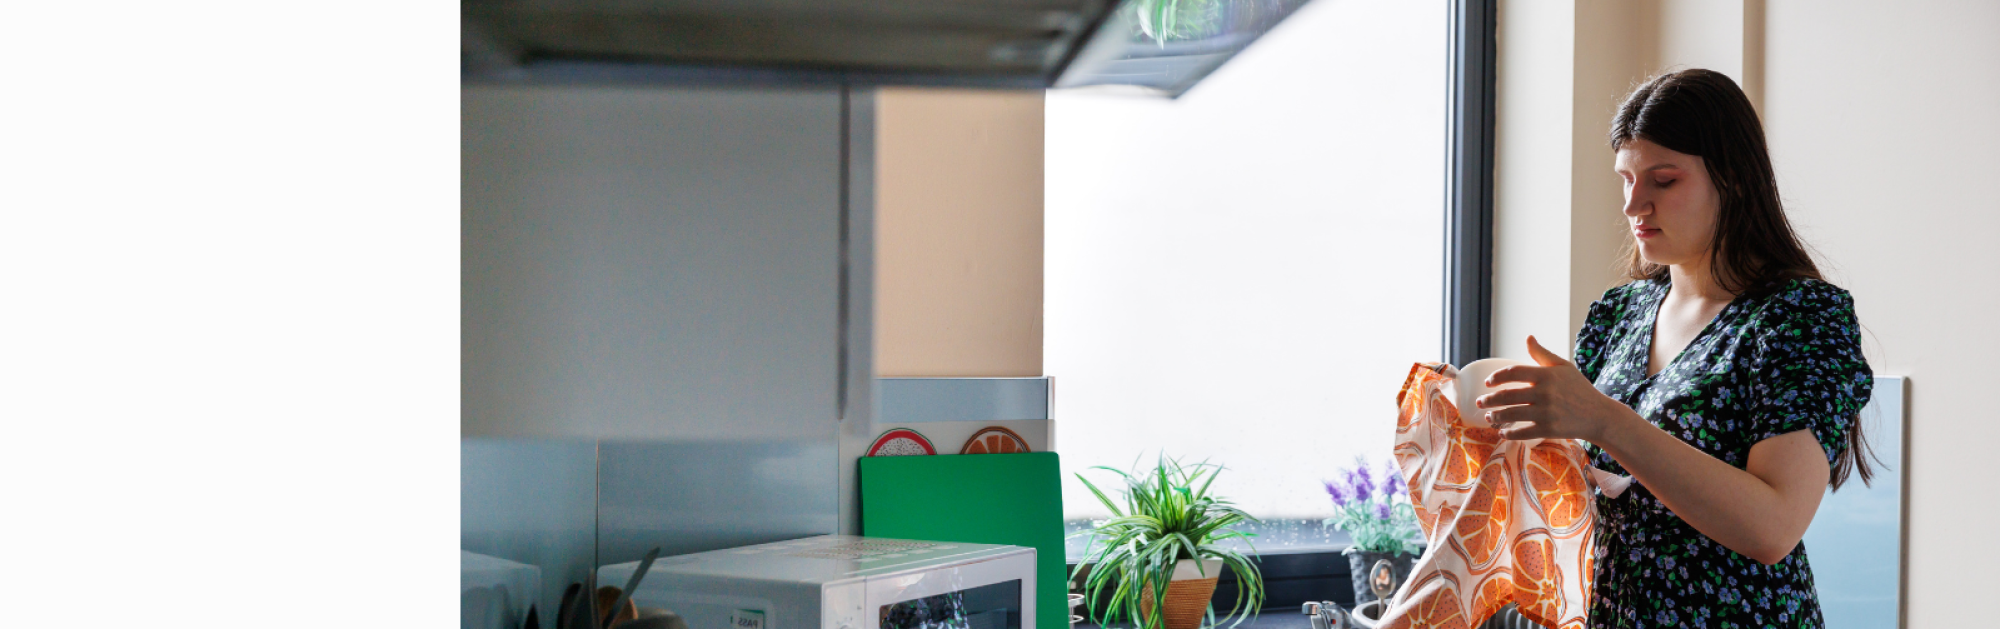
[1609,69,1876,490]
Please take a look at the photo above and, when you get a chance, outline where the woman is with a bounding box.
[1474,69,1875,628]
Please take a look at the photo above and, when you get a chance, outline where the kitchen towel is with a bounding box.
[1379,362,1599,629]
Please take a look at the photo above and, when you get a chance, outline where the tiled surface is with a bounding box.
[596,438,838,565]
[462,436,842,628]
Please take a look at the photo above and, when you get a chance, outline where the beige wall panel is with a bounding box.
[1657,0,1766,110]
[874,88,1045,377]
[1762,2,2000,624]
[1658,0,1746,80]
[1572,0,1660,341]
[1493,0,1579,359]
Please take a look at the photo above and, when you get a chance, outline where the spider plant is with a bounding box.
[1070,455,1264,629]
[1133,0,1225,47]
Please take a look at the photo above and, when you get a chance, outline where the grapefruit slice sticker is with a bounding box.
[866,428,936,456]
[959,426,1030,454]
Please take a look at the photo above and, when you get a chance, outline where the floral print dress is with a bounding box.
[1572,277,1872,628]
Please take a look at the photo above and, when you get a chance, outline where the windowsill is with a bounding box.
[1063,519,1427,612]
[1063,518,1363,564]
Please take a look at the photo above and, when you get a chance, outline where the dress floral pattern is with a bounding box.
[1573,277,1872,628]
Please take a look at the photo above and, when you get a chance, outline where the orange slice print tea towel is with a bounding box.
[1378,362,1599,629]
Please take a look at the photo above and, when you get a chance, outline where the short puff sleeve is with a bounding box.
[1574,282,1647,382]
[1745,280,1874,462]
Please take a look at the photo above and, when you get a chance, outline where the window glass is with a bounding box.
[1046,0,1448,556]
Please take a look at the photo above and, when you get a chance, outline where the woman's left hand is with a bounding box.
[1476,336,1638,442]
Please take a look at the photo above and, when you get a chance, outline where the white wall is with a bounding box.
[1656,0,1756,107]
[1761,2,2000,624]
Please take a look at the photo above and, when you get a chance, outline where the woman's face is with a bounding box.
[1616,137,1722,268]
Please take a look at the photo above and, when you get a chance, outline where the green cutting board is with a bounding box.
[860,452,1066,629]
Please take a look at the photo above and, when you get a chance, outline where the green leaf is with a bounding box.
[1073,453,1265,628]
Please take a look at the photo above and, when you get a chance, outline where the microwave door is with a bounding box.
[863,554,1037,629]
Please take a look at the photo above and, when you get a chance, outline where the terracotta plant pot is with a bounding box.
[1138,558,1225,629]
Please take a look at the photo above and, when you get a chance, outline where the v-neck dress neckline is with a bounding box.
[1637,279,1744,381]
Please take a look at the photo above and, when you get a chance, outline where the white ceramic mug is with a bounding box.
[1454,358,1532,429]
[1453,357,1638,498]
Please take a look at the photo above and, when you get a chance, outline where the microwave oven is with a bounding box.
[598,536,1037,629]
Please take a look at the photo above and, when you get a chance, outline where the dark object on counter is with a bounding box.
[556,584,579,629]
[604,547,662,629]
[1342,549,1415,608]
[558,580,599,629]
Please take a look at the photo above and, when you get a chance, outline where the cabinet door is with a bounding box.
[462,85,843,442]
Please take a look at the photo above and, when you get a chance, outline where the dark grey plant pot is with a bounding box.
[1342,548,1417,607]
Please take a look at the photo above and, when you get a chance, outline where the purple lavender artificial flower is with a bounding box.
[1352,464,1375,498]
[1381,463,1405,497]
[1324,480,1351,508]
[1375,501,1393,520]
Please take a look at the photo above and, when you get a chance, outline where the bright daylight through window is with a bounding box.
[1046,0,1448,557]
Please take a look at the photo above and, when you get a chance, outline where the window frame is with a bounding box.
[1444,0,1498,367]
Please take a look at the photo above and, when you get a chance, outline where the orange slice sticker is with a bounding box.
[959,426,1030,454]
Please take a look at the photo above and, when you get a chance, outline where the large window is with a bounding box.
[1046,0,1450,555]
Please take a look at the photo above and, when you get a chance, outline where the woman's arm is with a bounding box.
[1478,336,1829,565]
